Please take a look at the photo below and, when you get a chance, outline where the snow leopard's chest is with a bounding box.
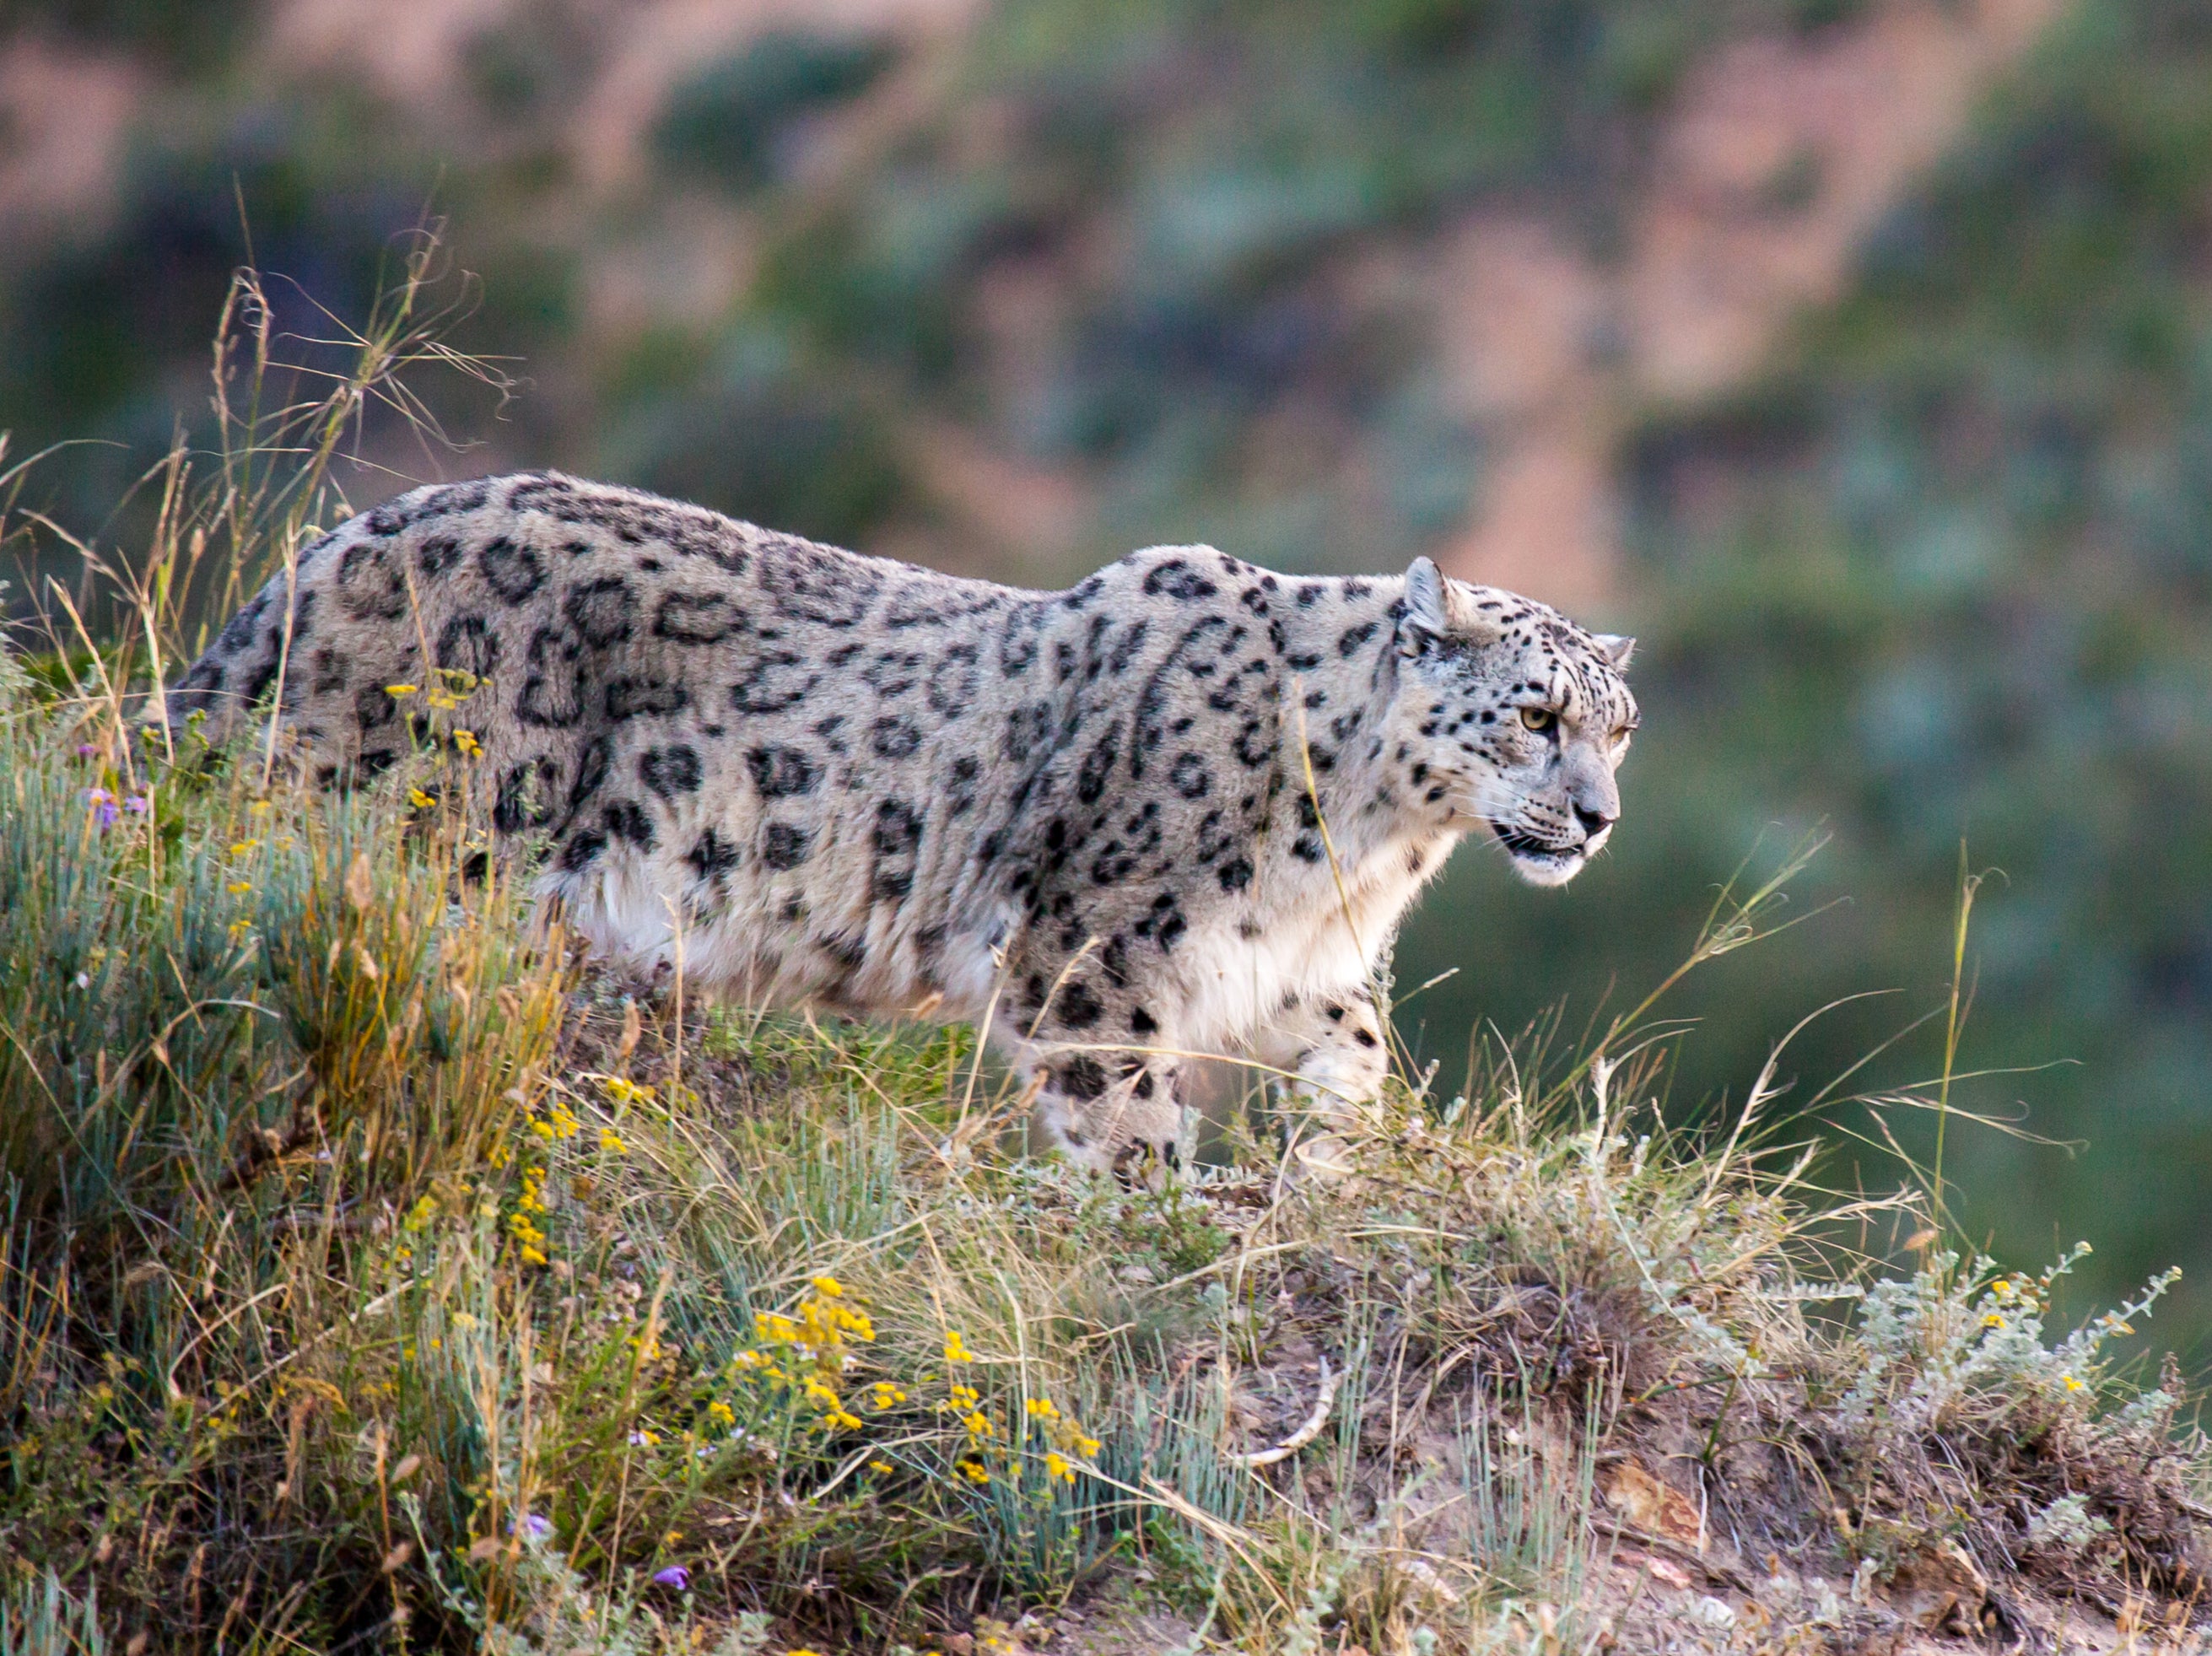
[1168,825,1452,1044]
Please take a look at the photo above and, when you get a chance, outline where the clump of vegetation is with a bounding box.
[0,258,2204,1655]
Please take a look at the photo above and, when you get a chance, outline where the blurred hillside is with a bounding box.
[1402,0,2212,1356]
[1,0,2206,1348]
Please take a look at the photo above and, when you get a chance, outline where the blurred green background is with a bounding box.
[1,0,2205,1357]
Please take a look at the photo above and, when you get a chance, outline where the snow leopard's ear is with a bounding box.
[1402,557,1449,637]
[1401,558,1506,650]
[1596,633,1636,670]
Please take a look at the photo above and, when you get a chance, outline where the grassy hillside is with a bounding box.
[3,667,2206,1653]
[0,283,2207,1654]
[8,0,2212,1356]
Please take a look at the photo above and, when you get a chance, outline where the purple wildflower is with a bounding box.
[76,745,97,758]
[86,789,119,828]
[512,1513,553,1542]
[651,1566,690,1590]
[125,795,150,816]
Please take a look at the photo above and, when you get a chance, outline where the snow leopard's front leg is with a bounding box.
[1249,985,1391,1174]
[1020,1043,1189,1189]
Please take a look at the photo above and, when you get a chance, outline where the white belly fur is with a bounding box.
[556,822,1456,1063]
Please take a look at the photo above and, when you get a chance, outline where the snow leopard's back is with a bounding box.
[166,472,1065,1012]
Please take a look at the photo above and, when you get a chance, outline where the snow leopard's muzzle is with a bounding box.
[1484,743,1621,887]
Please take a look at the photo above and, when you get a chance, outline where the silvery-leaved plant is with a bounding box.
[1841,1245,2181,1434]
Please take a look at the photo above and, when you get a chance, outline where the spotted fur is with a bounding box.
[164,472,1637,1179]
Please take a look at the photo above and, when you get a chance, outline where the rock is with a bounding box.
[1884,1538,1989,1636]
[1809,1578,1844,1627]
[1602,1459,1705,1551]
[1644,1557,1694,1589]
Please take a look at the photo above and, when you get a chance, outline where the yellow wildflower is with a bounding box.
[1983,1313,2006,1330]
[1044,1451,1075,1484]
[598,1129,628,1155]
[943,1330,974,1364]
[958,1459,990,1486]
[1073,1433,1102,1458]
[226,880,252,895]
[2063,1374,2086,1393]
[407,788,436,810]
[754,1312,799,1345]
[1025,1397,1059,1421]
[521,1245,548,1266]
[707,1400,735,1427]
[869,1382,908,1410]
[812,1276,844,1297]
[385,684,418,697]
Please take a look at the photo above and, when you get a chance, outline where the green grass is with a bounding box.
[0,259,2205,1655]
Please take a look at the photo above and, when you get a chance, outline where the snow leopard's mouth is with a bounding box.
[1492,825,1586,887]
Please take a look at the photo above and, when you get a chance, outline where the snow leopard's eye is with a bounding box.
[1518,706,1557,734]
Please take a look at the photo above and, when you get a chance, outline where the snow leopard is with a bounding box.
[163,472,1638,1181]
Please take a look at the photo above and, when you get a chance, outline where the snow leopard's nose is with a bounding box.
[1573,803,1614,841]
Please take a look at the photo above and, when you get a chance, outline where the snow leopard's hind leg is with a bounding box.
[1250,986,1391,1176]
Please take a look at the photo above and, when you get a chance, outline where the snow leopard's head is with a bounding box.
[1389,557,1637,887]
